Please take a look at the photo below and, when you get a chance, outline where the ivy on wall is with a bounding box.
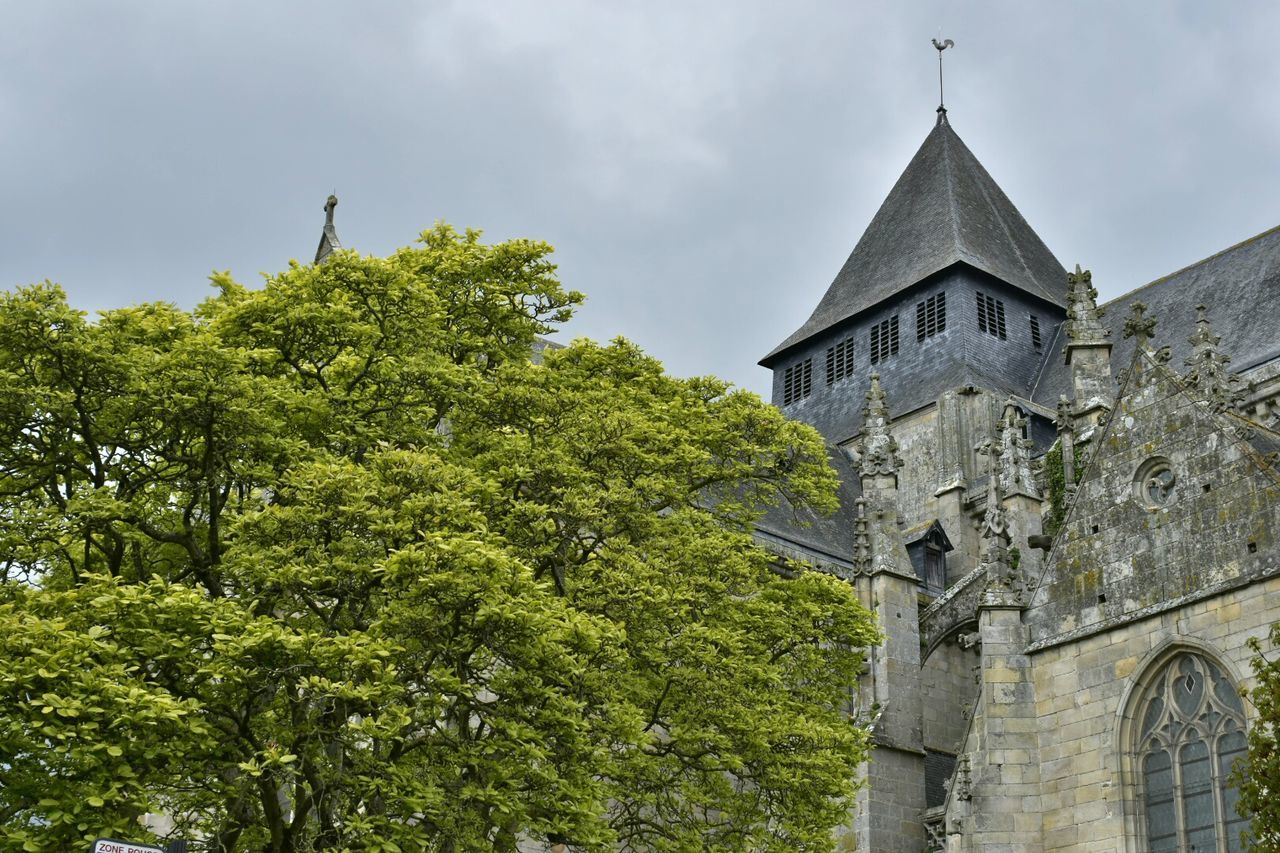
[1041,439,1089,540]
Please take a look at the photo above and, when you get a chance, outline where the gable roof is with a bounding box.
[903,518,954,550]
[1030,224,1280,407]
[762,113,1068,365]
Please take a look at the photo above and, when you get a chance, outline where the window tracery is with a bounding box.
[1134,457,1176,510]
[1134,652,1248,853]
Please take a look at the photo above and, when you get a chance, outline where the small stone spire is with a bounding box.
[852,497,872,575]
[1055,395,1078,496]
[855,376,912,580]
[859,373,901,480]
[975,434,1020,604]
[1063,265,1114,431]
[1184,304,1244,413]
[1065,265,1108,344]
[997,399,1039,499]
[315,194,342,264]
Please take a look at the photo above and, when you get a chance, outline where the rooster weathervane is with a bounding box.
[932,38,955,114]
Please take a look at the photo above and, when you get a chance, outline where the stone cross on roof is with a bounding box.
[315,194,342,264]
[1122,301,1157,349]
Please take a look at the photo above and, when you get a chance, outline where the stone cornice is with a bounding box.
[1025,557,1280,654]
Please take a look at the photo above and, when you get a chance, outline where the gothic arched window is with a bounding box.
[1134,652,1248,853]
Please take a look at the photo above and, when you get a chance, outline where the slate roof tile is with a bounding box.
[1031,225,1280,407]
[763,114,1067,365]
[754,445,863,564]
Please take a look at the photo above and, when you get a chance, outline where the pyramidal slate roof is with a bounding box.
[763,112,1068,364]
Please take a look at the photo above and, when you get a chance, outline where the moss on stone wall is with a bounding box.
[1042,439,1088,540]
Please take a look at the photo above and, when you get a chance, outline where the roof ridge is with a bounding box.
[941,123,962,250]
[950,129,1064,306]
[956,134,1038,297]
[1100,222,1280,309]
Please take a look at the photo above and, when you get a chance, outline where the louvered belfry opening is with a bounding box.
[825,337,855,385]
[783,358,813,405]
[917,292,946,340]
[976,292,1006,339]
[870,315,900,365]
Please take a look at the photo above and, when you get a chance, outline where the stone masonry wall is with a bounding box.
[959,345,1280,851]
[950,605,1043,852]
[846,746,928,852]
[892,407,944,531]
[1029,576,1279,851]
[1027,353,1280,646]
[922,635,981,754]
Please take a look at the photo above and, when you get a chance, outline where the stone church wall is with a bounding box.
[1027,576,1278,851]
[1027,357,1280,646]
[891,406,944,529]
[922,635,981,755]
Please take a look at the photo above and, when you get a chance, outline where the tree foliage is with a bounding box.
[1240,626,1280,849]
[0,225,878,851]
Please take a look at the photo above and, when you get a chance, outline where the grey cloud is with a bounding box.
[2,2,1277,398]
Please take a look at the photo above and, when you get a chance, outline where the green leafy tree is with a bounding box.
[0,225,878,851]
[1240,626,1280,849]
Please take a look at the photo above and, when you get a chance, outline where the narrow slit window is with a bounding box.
[783,358,813,405]
[825,337,855,385]
[916,292,947,340]
[1030,315,1042,350]
[870,316,900,365]
[976,292,1007,340]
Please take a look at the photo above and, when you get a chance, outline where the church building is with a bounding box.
[753,104,1280,852]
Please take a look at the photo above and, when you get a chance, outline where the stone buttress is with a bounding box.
[847,376,928,851]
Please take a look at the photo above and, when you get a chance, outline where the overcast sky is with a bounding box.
[3,2,1278,397]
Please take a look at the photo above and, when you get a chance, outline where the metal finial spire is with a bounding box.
[932,38,954,116]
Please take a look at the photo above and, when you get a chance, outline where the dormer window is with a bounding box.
[905,520,954,593]
[924,543,945,591]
